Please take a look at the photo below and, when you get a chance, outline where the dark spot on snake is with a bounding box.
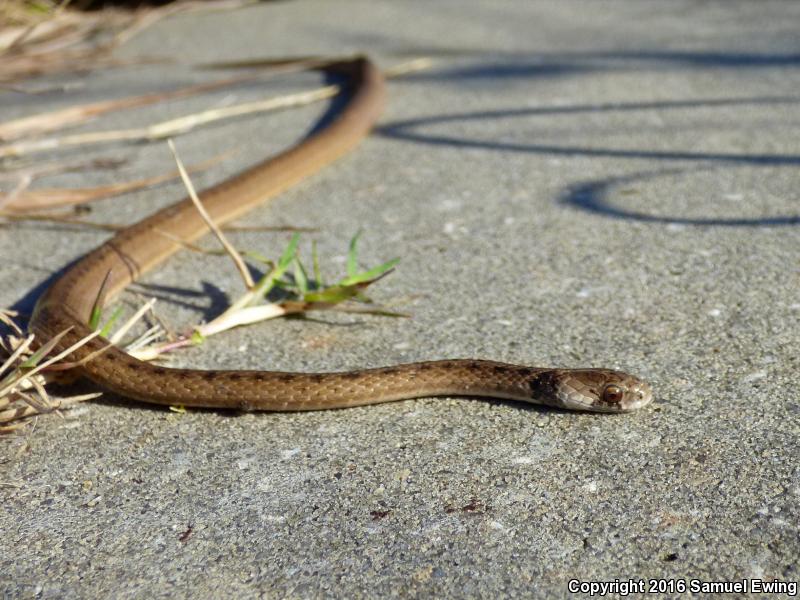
[278,374,295,382]
[528,371,558,398]
[152,367,166,375]
[105,353,117,361]
[310,374,323,382]
[202,372,218,380]
[176,372,190,379]
[370,510,390,521]
[418,363,434,371]
[253,374,265,381]
[342,371,361,379]
[127,363,140,371]
[228,373,242,381]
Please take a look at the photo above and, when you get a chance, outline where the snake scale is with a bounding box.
[28,57,653,413]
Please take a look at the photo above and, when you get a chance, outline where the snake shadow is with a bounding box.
[559,167,800,227]
[390,50,800,84]
[378,96,800,166]
[371,48,800,227]
[378,98,800,227]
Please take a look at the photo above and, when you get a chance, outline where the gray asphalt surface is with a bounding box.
[2,1,799,598]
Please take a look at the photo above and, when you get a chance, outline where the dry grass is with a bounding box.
[1,0,66,29]
[0,1,431,431]
[0,0,254,86]
[1,1,153,85]
[0,309,103,432]
[0,139,405,431]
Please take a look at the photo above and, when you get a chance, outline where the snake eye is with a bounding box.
[602,384,624,404]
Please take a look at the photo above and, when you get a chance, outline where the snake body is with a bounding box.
[29,57,653,413]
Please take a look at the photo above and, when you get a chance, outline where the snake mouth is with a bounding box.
[555,371,654,413]
[622,382,654,412]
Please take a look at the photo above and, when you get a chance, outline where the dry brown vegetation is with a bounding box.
[0,1,430,431]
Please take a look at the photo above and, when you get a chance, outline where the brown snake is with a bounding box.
[29,57,653,413]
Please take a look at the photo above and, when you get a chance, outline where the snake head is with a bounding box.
[550,369,653,412]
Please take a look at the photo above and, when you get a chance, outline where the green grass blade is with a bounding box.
[303,284,360,304]
[19,328,72,369]
[346,230,362,278]
[242,250,275,268]
[294,257,309,295]
[88,269,113,330]
[278,233,300,271]
[339,258,399,286]
[330,306,410,318]
[311,239,323,289]
[251,234,301,300]
[99,306,125,338]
